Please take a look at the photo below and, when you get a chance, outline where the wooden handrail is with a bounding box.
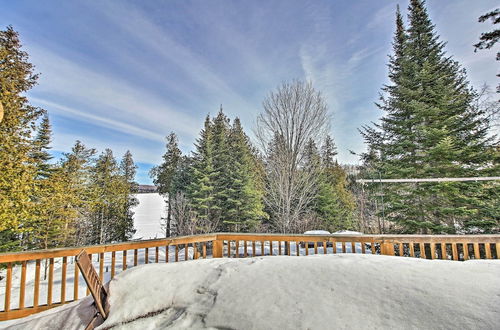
[0,232,499,322]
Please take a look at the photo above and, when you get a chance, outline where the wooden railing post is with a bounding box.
[381,240,395,256]
[213,239,223,258]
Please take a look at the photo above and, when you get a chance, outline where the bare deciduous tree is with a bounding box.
[256,80,330,233]
[165,192,220,236]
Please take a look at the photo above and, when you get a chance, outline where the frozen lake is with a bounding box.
[132,193,167,240]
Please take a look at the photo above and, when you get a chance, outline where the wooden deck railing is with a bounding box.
[0,233,499,321]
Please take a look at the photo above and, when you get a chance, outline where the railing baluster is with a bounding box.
[496,243,500,260]
[314,242,317,254]
[279,241,282,255]
[261,240,265,256]
[440,243,446,260]
[252,241,256,256]
[35,259,41,306]
[305,242,309,256]
[185,244,189,261]
[227,241,231,258]
[73,259,79,301]
[452,243,458,261]
[175,245,179,262]
[342,242,346,253]
[203,242,207,258]
[123,250,127,270]
[420,243,426,259]
[351,242,356,253]
[410,243,415,257]
[485,243,492,259]
[324,241,327,254]
[99,253,104,281]
[145,248,149,264]
[370,240,375,254]
[473,243,480,259]
[166,245,169,262]
[19,261,27,309]
[463,243,469,260]
[296,241,300,256]
[48,258,54,305]
[86,254,91,295]
[111,251,116,279]
[333,240,337,254]
[235,240,240,258]
[5,262,12,312]
[155,246,159,263]
[244,241,248,257]
[61,257,67,304]
[429,243,435,259]
[269,241,273,256]
[194,243,198,259]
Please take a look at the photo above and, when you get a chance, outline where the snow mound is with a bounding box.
[333,230,363,235]
[304,230,331,235]
[3,255,499,329]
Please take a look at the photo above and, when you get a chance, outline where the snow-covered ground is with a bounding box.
[132,193,166,240]
[3,255,499,329]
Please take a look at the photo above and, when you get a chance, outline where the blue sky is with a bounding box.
[2,0,498,184]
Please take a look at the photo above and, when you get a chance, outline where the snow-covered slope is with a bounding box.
[3,254,499,329]
[132,193,166,240]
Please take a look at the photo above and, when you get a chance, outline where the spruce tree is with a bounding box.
[60,141,96,246]
[361,1,498,233]
[188,116,218,231]
[119,151,138,241]
[315,135,356,231]
[224,118,266,231]
[210,109,231,228]
[0,26,44,250]
[150,132,182,236]
[31,113,53,178]
[88,149,132,244]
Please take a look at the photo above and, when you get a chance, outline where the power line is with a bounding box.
[356,177,500,184]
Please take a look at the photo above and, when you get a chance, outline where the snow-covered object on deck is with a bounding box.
[2,254,499,329]
[303,230,331,235]
[333,230,363,235]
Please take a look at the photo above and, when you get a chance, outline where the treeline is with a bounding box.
[0,27,138,252]
[358,1,499,234]
[152,87,357,236]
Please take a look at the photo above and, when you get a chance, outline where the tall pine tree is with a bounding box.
[361,1,498,233]
[0,26,44,251]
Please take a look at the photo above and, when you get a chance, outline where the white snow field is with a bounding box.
[2,254,499,330]
[132,193,166,240]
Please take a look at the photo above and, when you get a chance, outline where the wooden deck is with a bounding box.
[0,233,499,321]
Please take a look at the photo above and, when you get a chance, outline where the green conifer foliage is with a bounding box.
[31,113,54,178]
[0,26,44,250]
[224,118,266,231]
[361,1,498,233]
[188,116,218,230]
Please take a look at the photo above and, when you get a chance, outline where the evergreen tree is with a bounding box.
[119,151,138,241]
[60,141,96,246]
[474,8,499,92]
[150,132,182,236]
[0,26,44,250]
[31,113,53,178]
[210,109,231,228]
[361,1,498,233]
[188,116,218,231]
[224,118,266,231]
[88,149,132,244]
[302,135,357,232]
